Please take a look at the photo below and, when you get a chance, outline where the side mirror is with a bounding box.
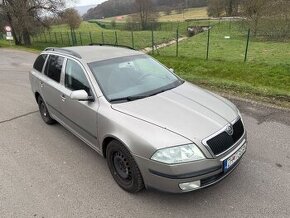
[70,90,91,101]
[169,68,175,73]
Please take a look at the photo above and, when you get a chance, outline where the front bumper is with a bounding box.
[134,134,247,193]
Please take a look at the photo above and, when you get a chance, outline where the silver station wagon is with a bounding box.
[29,45,247,193]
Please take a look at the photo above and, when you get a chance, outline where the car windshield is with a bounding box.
[88,55,183,102]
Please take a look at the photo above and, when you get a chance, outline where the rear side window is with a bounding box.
[44,55,64,83]
[33,54,47,72]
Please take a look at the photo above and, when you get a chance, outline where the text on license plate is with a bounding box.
[223,144,246,172]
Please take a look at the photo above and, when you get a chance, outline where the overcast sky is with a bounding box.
[72,0,107,7]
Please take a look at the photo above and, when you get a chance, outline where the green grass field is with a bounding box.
[158,22,290,64]
[153,21,290,106]
[154,55,290,106]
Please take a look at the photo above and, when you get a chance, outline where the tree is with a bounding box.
[208,0,241,17]
[240,0,290,39]
[176,0,185,15]
[0,9,7,32]
[60,8,82,45]
[60,8,82,31]
[134,0,153,30]
[0,0,64,45]
[111,19,116,29]
[224,0,240,16]
[240,0,268,35]
[207,0,224,17]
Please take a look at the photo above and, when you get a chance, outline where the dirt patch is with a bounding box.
[141,37,188,53]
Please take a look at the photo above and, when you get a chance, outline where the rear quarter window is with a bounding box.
[33,54,47,72]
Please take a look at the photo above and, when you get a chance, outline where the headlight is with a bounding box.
[151,144,205,164]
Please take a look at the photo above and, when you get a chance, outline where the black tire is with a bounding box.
[38,96,55,125]
[106,140,144,193]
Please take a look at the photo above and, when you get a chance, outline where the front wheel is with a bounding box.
[106,140,144,193]
[38,96,55,125]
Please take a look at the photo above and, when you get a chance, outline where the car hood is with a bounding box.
[111,82,239,144]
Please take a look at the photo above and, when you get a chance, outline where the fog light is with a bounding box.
[179,181,201,191]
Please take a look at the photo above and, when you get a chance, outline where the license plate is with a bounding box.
[223,144,246,172]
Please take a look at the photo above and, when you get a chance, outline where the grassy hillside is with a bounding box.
[159,7,208,21]
[50,22,104,32]
[95,7,209,23]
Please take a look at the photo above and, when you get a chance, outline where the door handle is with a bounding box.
[40,81,44,88]
[61,94,66,102]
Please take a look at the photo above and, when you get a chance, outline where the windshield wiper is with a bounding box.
[109,95,149,102]
[109,86,177,103]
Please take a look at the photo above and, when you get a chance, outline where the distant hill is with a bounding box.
[74,5,97,16]
[83,0,208,20]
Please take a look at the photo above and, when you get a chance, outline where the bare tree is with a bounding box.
[1,0,64,45]
[208,0,241,17]
[224,0,240,16]
[240,0,268,35]
[59,8,81,45]
[134,0,153,30]
[207,0,224,17]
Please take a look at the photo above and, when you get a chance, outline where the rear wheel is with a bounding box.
[106,140,144,193]
[38,96,55,125]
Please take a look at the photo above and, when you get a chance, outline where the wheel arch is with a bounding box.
[35,91,41,103]
[102,135,131,158]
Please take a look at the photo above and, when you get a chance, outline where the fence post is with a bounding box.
[48,32,52,42]
[79,32,83,45]
[89,32,93,44]
[71,30,77,45]
[102,32,105,44]
[115,31,118,45]
[44,33,47,43]
[70,30,74,45]
[54,32,57,44]
[244,29,251,62]
[131,31,135,49]
[67,32,71,45]
[206,28,210,60]
[176,28,179,57]
[151,26,154,54]
[60,32,63,44]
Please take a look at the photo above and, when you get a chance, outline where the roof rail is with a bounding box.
[44,47,82,59]
[89,43,135,50]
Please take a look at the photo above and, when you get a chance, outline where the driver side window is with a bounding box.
[65,59,91,95]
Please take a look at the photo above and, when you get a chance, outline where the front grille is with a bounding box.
[206,119,244,155]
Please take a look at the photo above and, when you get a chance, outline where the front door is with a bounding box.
[60,58,99,150]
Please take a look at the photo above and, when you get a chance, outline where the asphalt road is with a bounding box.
[0,48,289,218]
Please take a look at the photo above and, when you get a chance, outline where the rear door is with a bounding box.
[41,54,65,121]
[30,54,48,96]
[59,58,99,150]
